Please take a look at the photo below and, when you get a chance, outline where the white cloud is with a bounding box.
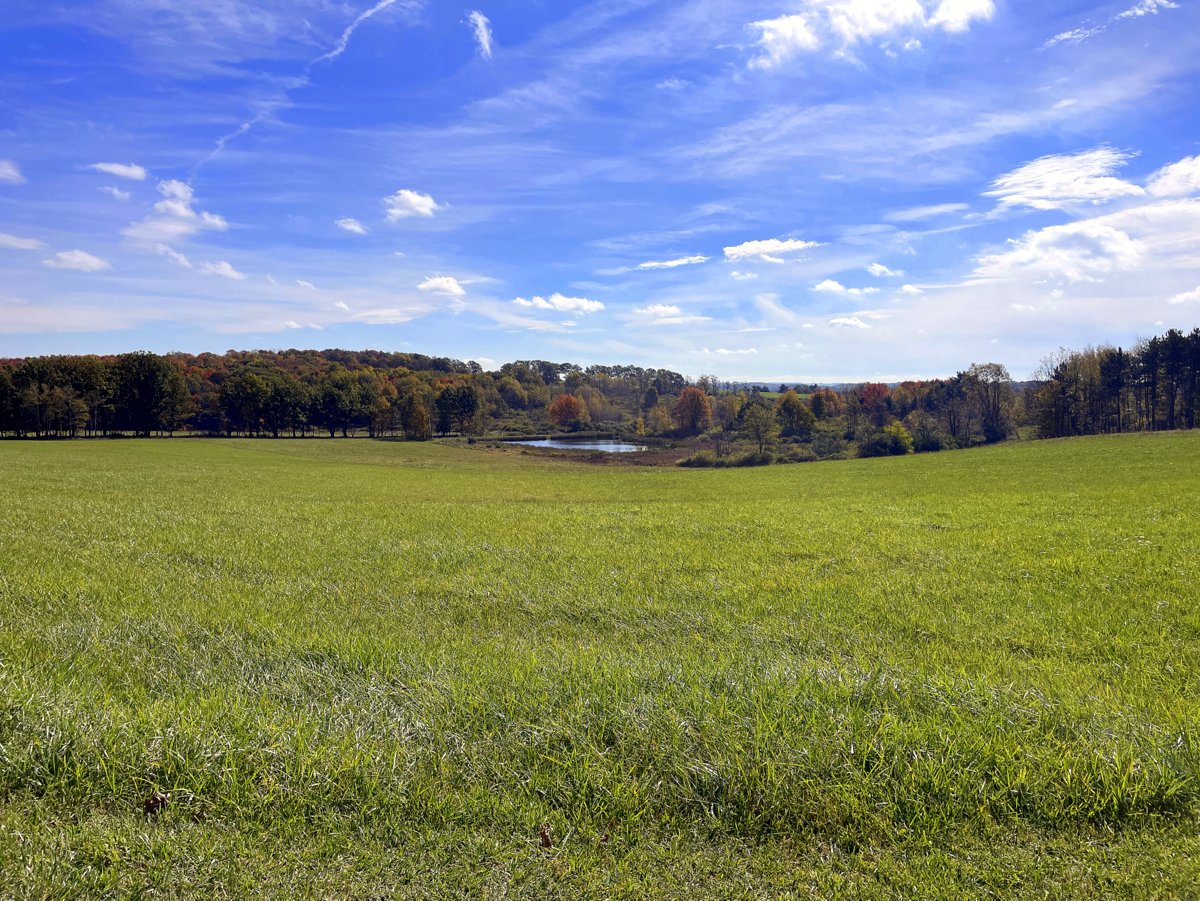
[158,179,191,200]
[1146,155,1200,198]
[724,237,821,263]
[702,347,758,356]
[467,11,494,59]
[814,279,880,296]
[1043,27,1102,48]
[748,1,994,67]
[124,180,228,242]
[825,0,927,46]
[868,262,903,277]
[629,303,713,324]
[974,220,1144,284]
[297,280,317,290]
[0,160,25,184]
[334,301,351,311]
[637,254,709,270]
[352,308,419,325]
[929,0,995,33]
[100,186,131,201]
[154,243,192,268]
[0,233,44,250]
[513,293,604,313]
[418,276,467,296]
[748,15,820,69]
[88,162,146,181]
[985,147,1143,211]
[336,217,368,235]
[947,197,1200,345]
[42,250,111,272]
[629,304,712,325]
[899,284,924,295]
[830,315,870,328]
[384,188,444,221]
[1046,0,1177,48]
[884,202,970,222]
[1116,0,1178,19]
[1168,286,1200,305]
[730,271,760,281]
[201,260,247,280]
[283,320,302,329]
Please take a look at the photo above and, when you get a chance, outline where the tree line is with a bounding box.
[1,328,1197,455]
[1032,328,1200,438]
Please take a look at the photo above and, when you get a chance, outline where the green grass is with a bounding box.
[1,433,1198,898]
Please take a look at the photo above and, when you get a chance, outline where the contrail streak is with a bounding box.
[194,0,415,176]
[312,0,402,66]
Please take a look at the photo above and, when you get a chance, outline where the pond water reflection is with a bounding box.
[510,438,647,453]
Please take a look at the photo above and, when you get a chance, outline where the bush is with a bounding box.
[777,446,817,464]
[677,450,720,468]
[812,430,849,459]
[677,449,774,468]
[731,450,773,467]
[857,422,915,458]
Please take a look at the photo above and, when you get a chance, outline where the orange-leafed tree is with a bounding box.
[547,393,589,429]
[672,386,713,436]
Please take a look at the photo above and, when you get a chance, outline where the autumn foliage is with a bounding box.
[547,393,589,428]
[671,386,713,436]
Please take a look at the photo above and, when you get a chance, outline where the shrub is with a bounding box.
[858,422,915,458]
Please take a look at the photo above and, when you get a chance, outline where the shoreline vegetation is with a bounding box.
[1,326,1197,466]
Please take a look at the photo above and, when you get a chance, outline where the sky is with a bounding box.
[2,0,1199,381]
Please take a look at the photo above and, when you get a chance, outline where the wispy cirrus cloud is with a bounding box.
[702,346,758,356]
[467,11,494,59]
[0,233,44,250]
[336,217,368,235]
[884,202,970,222]
[88,162,146,181]
[1045,0,1178,47]
[154,243,192,268]
[0,160,25,184]
[985,147,1143,211]
[637,254,708,270]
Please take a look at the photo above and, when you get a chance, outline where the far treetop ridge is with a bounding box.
[1,327,1198,465]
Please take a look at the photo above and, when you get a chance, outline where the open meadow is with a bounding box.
[1,434,1199,898]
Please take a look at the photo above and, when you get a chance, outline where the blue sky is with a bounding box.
[2,0,1199,380]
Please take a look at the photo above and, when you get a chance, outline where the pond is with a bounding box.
[510,438,648,453]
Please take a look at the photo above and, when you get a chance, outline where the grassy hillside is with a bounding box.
[1,434,1198,898]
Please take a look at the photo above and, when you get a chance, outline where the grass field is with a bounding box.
[1,434,1199,898]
